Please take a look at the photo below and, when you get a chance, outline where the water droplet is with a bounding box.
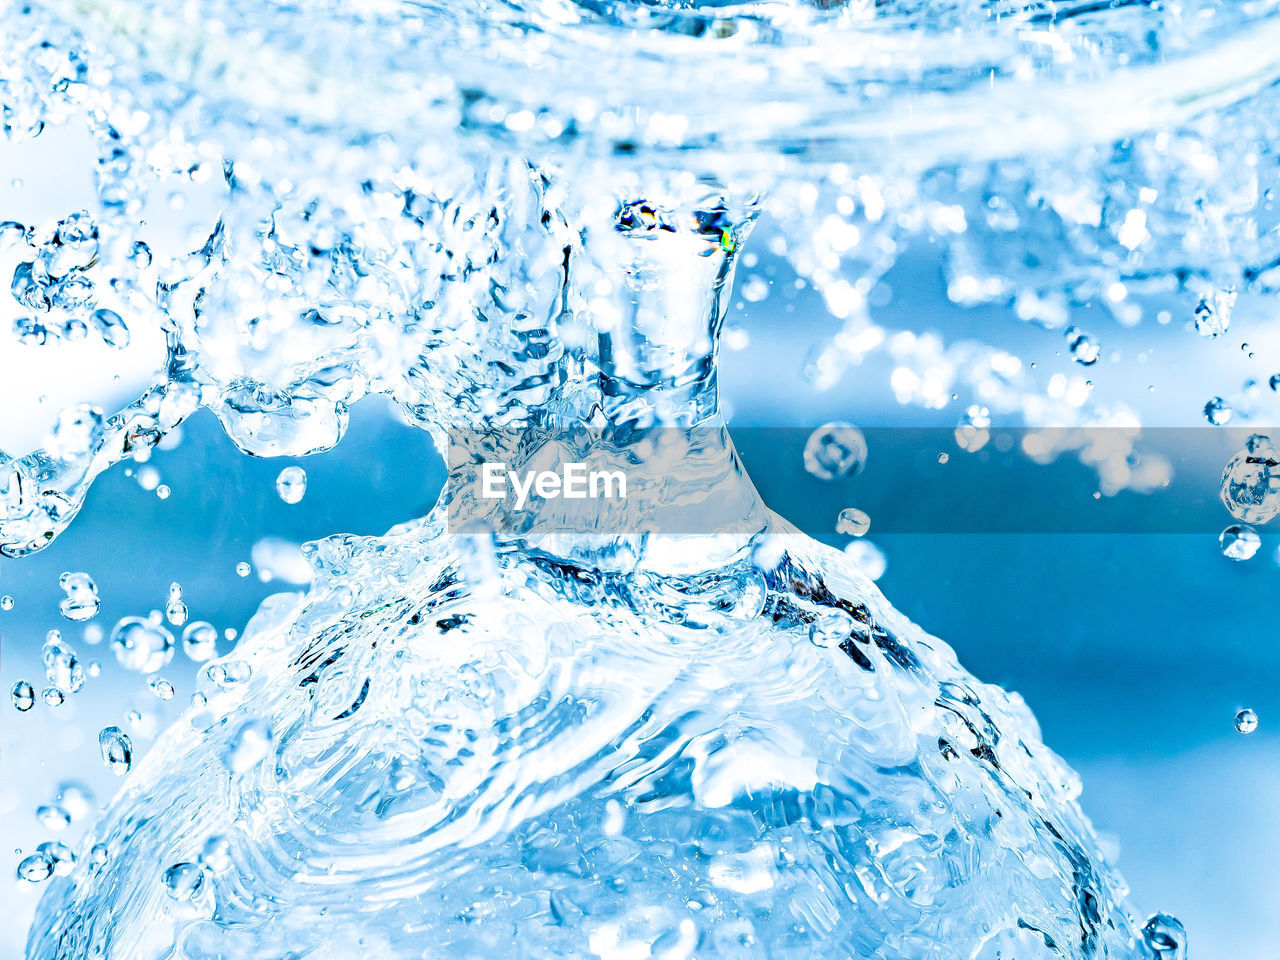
[42,632,84,694]
[1270,372,1280,392]
[11,680,35,712]
[163,861,206,902]
[42,687,66,707]
[843,540,887,581]
[235,561,251,578]
[58,570,100,622]
[129,240,152,268]
[802,422,867,481]
[223,720,273,773]
[35,804,71,831]
[1203,396,1232,425]
[1219,523,1261,561]
[88,843,109,868]
[17,853,53,883]
[937,452,949,464]
[275,465,308,504]
[166,597,188,626]
[182,621,219,662]
[835,507,871,537]
[99,726,133,775]
[89,308,130,349]
[1220,436,1280,524]
[1142,912,1187,960]
[110,616,175,673]
[156,484,171,500]
[150,677,175,700]
[1065,326,1100,365]
[1,595,15,611]
[38,841,76,877]
[1234,708,1258,734]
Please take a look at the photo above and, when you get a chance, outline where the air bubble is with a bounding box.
[17,853,53,884]
[1202,397,1231,425]
[275,465,308,504]
[42,632,84,694]
[1235,708,1258,734]
[110,616,175,673]
[835,507,871,537]
[58,570,100,622]
[182,622,219,662]
[166,583,188,626]
[1220,436,1280,524]
[1219,523,1261,561]
[803,422,867,481]
[1142,912,1187,960]
[162,862,206,902]
[99,726,133,776]
[1064,327,1100,365]
[11,680,35,712]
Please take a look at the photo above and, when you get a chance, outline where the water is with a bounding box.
[6,0,1280,954]
[27,516,1155,958]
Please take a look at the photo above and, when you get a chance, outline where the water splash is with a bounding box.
[28,513,1158,958]
[8,0,1273,952]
